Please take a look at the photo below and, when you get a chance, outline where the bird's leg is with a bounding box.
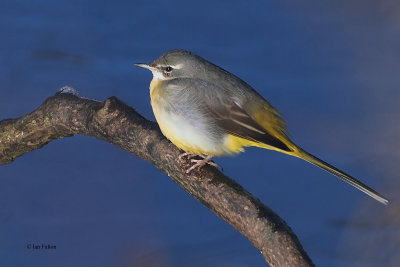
[186,155,222,174]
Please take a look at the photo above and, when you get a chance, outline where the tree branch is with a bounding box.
[0,87,314,266]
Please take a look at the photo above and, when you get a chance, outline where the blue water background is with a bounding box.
[1,1,399,266]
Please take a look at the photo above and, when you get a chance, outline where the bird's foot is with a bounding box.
[178,153,222,173]
[185,155,221,174]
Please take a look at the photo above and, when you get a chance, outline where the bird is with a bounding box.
[135,49,389,205]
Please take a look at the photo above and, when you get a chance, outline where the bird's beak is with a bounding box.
[134,63,154,70]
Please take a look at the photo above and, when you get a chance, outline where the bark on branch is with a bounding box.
[0,87,314,266]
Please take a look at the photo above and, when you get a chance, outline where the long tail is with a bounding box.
[291,148,389,205]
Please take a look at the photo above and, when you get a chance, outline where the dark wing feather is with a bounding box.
[208,97,291,152]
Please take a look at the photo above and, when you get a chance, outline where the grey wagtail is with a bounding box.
[135,49,388,205]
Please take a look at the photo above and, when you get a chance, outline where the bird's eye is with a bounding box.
[165,66,172,73]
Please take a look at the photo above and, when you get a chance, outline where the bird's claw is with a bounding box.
[186,156,222,173]
[178,153,222,173]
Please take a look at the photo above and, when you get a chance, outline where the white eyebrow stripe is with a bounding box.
[173,63,184,69]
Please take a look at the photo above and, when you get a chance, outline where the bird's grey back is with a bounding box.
[162,50,270,106]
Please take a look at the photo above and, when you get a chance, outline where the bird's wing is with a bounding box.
[208,95,291,152]
[190,79,292,152]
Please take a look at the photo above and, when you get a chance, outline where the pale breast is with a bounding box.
[150,80,226,155]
